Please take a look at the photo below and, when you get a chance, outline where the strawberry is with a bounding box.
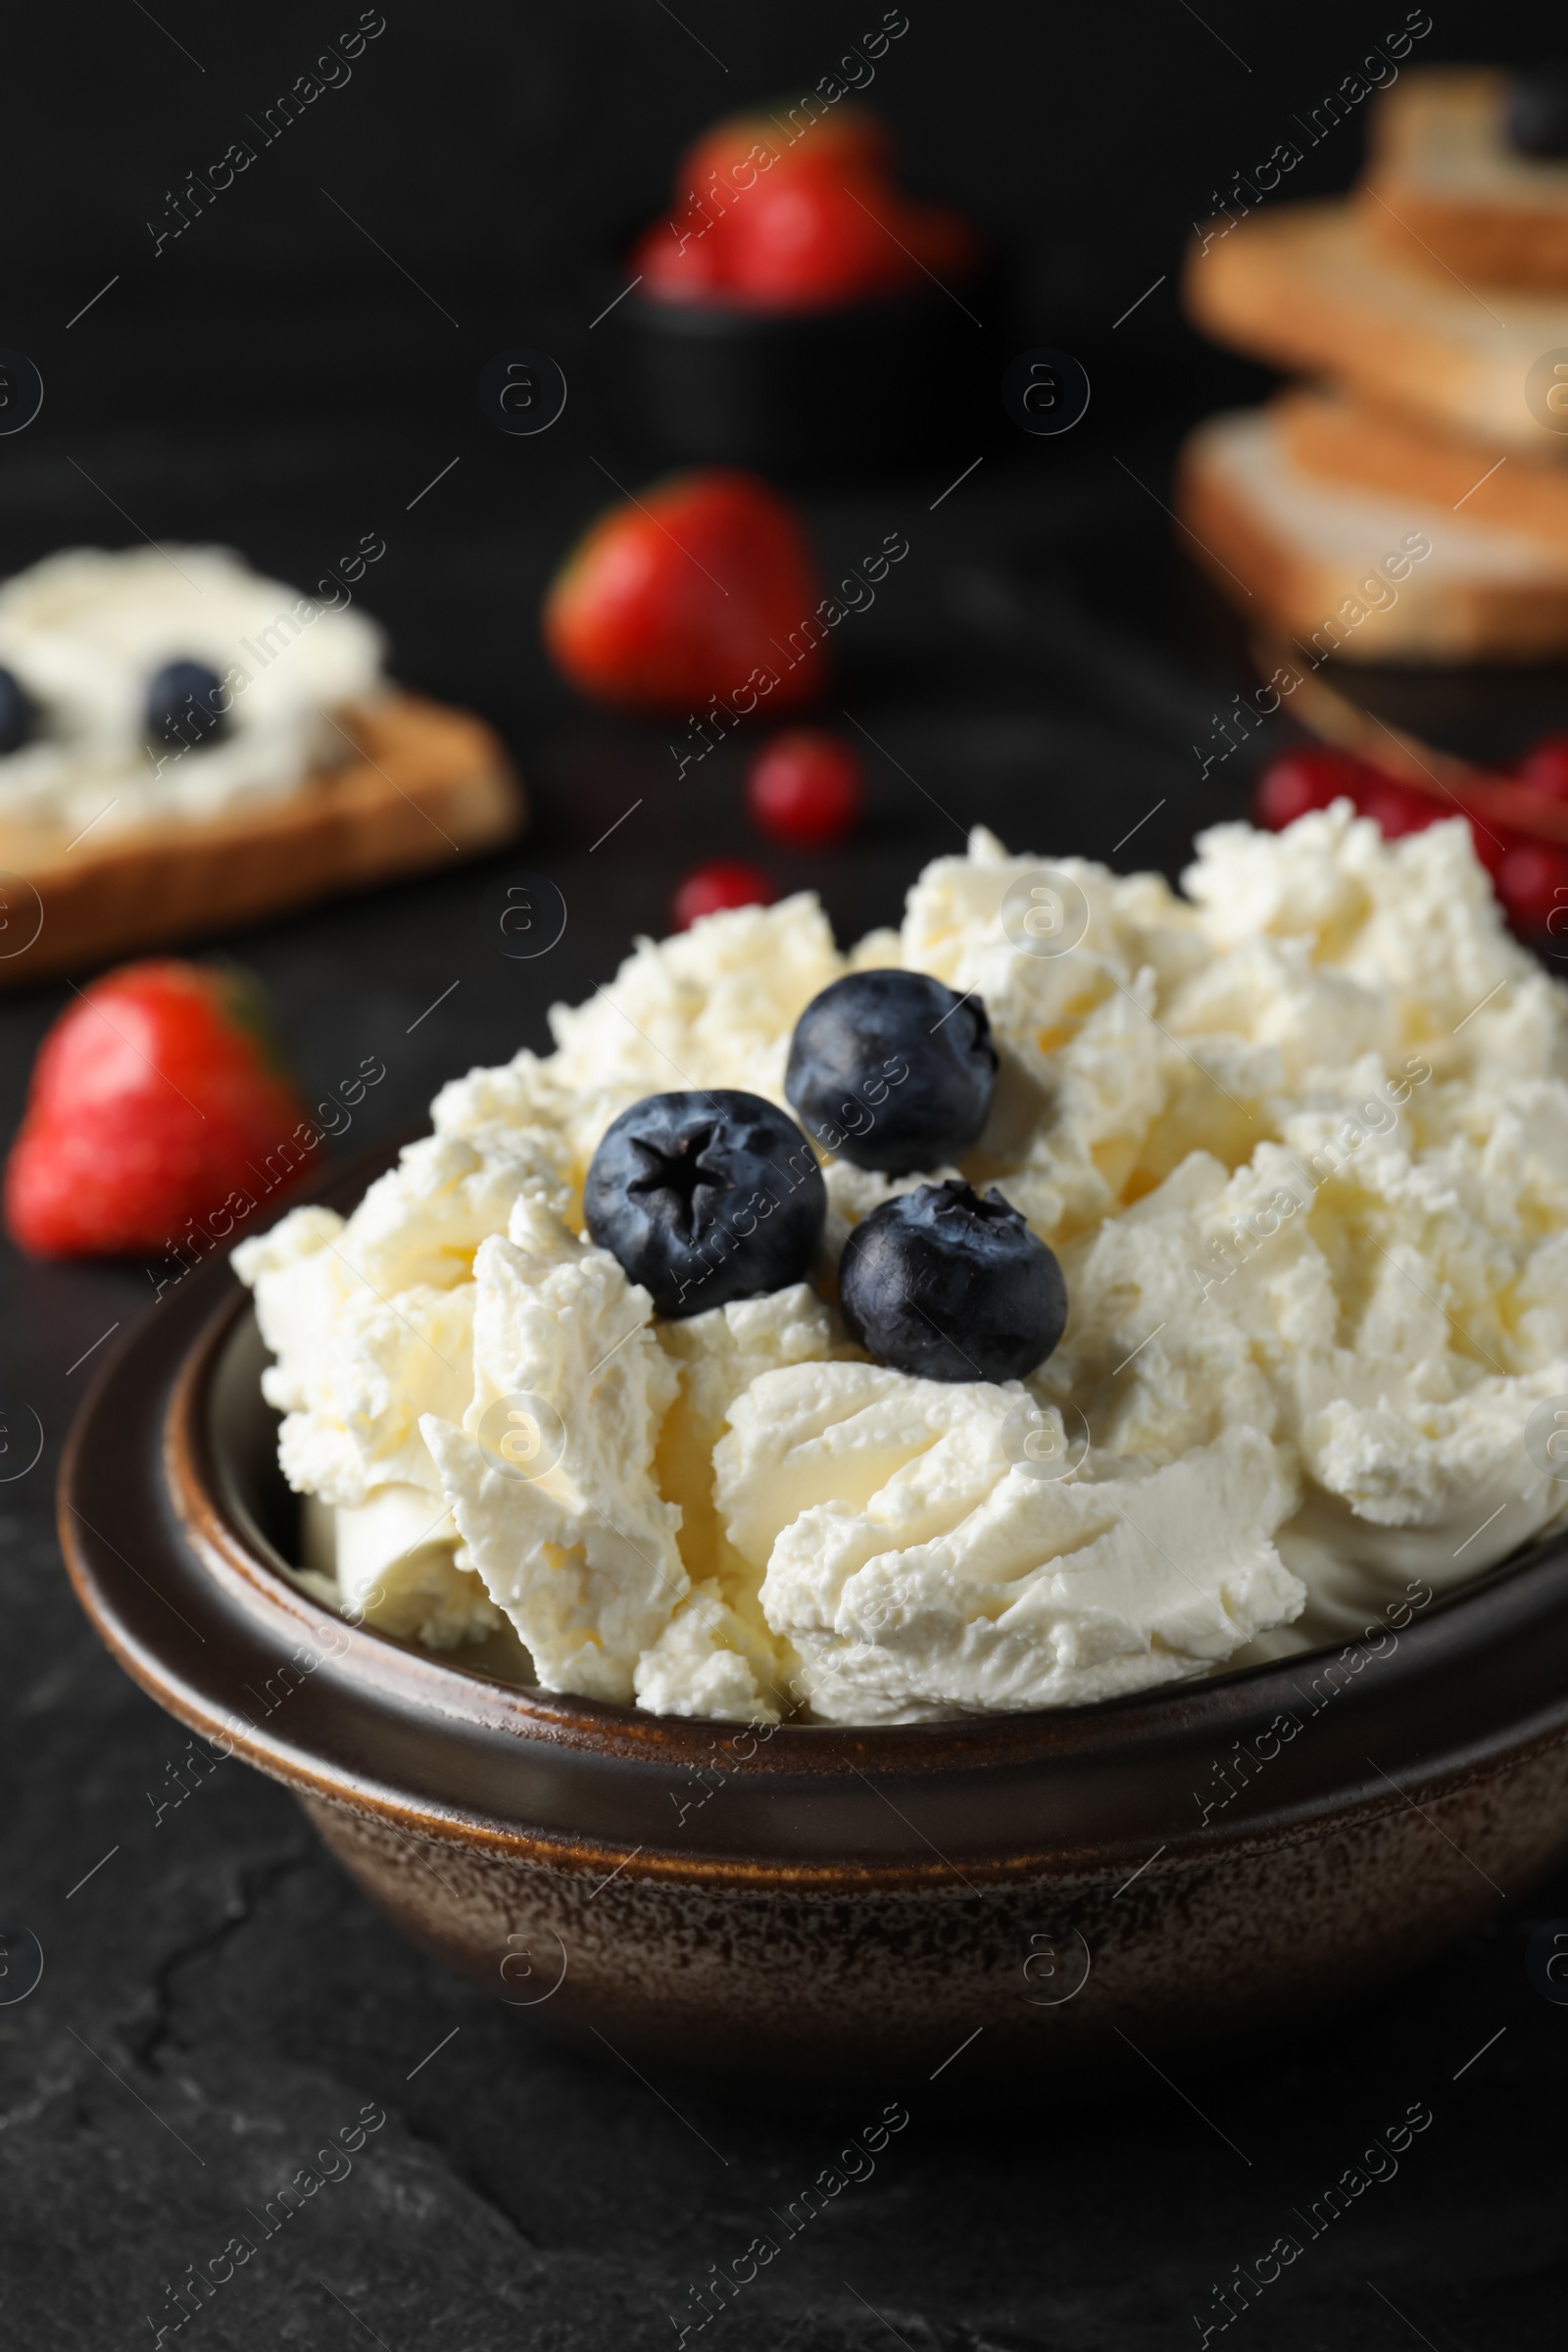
[542,468,827,715]
[722,165,909,308]
[5,959,318,1259]
[677,103,894,196]
[641,103,978,312]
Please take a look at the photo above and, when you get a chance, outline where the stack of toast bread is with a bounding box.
[1179,67,1568,664]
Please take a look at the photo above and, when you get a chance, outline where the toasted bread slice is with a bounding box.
[1275,385,1568,543]
[1361,67,1568,290]
[1184,200,1568,458]
[1175,406,1568,664]
[0,691,522,987]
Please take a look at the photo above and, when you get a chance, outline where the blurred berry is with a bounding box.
[1497,840,1568,935]
[1464,817,1513,881]
[1514,733,1568,802]
[747,729,864,848]
[146,658,227,750]
[1359,781,1442,839]
[671,858,775,931]
[724,167,909,307]
[1252,746,1370,829]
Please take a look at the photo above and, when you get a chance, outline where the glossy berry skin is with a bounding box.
[671,858,775,931]
[746,730,864,848]
[542,468,826,715]
[839,1179,1067,1384]
[1252,746,1373,830]
[1515,733,1568,800]
[4,960,316,1258]
[583,1089,826,1318]
[722,166,907,308]
[785,969,997,1175]
[146,658,228,751]
[1497,841,1568,937]
[0,664,35,756]
[1507,67,1568,158]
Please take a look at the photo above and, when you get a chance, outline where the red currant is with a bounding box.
[746,729,865,849]
[1514,733,1568,802]
[1252,746,1371,830]
[671,858,775,932]
[1359,781,1442,839]
[1463,817,1512,881]
[1497,840,1568,935]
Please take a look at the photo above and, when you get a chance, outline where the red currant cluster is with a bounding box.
[1253,736,1568,939]
[670,730,865,930]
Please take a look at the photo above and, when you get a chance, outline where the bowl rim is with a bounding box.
[57,1132,1568,1878]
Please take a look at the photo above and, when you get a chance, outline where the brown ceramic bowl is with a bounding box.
[59,1143,1568,2091]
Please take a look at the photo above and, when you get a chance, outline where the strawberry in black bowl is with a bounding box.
[614,96,997,469]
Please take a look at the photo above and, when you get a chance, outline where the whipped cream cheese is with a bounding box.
[236,805,1568,1721]
[0,546,385,836]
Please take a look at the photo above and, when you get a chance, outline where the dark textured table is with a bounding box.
[3,319,1567,2349]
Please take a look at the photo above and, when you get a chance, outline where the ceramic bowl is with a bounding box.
[60,1144,1568,2090]
[612,265,1004,470]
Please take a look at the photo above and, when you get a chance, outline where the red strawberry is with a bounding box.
[723,165,909,308]
[5,960,318,1259]
[677,103,894,200]
[645,105,979,313]
[543,469,826,715]
[671,858,775,931]
[747,729,864,847]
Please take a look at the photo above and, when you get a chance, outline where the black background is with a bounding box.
[3,3,1567,2345]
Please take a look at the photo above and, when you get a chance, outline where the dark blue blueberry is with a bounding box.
[145,658,228,752]
[0,665,35,756]
[784,969,998,1176]
[838,1179,1066,1384]
[584,1089,826,1319]
[1507,65,1568,157]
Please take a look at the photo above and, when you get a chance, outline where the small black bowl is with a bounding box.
[615,260,1006,471]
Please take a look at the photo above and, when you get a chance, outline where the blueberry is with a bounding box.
[584,1089,826,1319]
[0,665,34,756]
[145,658,228,752]
[784,969,998,1175]
[839,1179,1066,1384]
[1507,65,1568,157]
